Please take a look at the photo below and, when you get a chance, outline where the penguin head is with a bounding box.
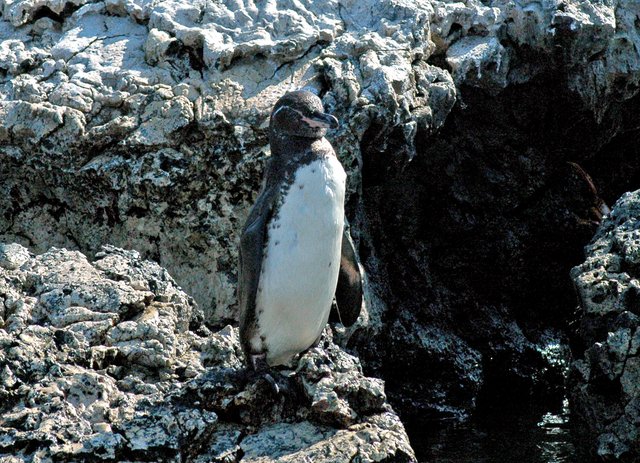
[270,90,339,139]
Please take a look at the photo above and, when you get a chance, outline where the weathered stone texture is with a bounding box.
[2,0,640,459]
[570,191,640,461]
[0,0,453,325]
[0,244,415,462]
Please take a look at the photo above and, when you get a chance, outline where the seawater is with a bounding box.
[415,336,577,462]
[413,399,576,462]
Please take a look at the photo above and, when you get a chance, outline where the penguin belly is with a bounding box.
[254,155,346,366]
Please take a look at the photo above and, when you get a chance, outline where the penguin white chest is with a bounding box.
[254,155,347,366]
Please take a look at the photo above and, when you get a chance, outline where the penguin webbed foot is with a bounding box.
[261,372,281,395]
[246,353,286,395]
[249,353,270,372]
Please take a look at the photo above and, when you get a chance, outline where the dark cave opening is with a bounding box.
[358,71,640,460]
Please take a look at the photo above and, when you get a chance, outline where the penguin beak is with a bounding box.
[302,111,340,130]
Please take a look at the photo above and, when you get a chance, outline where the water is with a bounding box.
[414,399,577,463]
[407,334,578,462]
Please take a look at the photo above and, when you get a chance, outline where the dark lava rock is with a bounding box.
[569,191,640,462]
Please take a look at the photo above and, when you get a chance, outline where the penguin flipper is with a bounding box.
[333,226,363,327]
[238,182,279,360]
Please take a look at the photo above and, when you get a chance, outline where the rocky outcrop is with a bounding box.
[0,0,453,325]
[569,190,640,462]
[0,244,415,462]
[357,0,640,431]
[2,0,640,459]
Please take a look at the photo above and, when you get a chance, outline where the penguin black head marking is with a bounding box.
[270,90,339,140]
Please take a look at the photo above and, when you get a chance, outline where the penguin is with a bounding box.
[238,90,362,371]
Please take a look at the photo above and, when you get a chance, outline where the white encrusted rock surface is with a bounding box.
[1,0,638,322]
[2,0,640,459]
[0,0,459,325]
[0,244,415,462]
[1,0,638,323]
[570,190,640,461]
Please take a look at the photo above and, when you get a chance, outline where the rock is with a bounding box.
[2,0,640,458]
[0,244,415,462]
[239,414,415,463]
[569,190,640,461]
[0,244,30,270]
[355,0,640,438]
[432,0,640,115]
[144,28,180,67]
[297,332,388,427]
[0,0,454,324]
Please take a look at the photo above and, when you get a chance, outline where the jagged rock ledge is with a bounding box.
[570,190,640,462]
[3,0,640,459]
[0,244,415,462]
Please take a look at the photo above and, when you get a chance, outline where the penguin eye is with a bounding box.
[272,105,298,119]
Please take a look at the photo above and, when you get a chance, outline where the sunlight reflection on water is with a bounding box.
[422,400,576,463]
[421,337,577,463]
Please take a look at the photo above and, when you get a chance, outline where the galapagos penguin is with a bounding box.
[238,90,362,370]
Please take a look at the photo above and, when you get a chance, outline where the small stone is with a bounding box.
[0,243,31,270]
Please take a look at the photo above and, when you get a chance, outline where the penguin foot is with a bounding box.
[261,372,280,395]
[244,369,287,395]
[249,353,270,373]
[245,354,282,395]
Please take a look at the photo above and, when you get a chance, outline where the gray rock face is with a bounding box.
[2,0,640,459]
[356,0,640,435]
[0,0,453,324]
[569,191,640,461]
[0,244,415,462]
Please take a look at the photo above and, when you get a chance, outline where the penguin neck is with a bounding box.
[270,131,324,162]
